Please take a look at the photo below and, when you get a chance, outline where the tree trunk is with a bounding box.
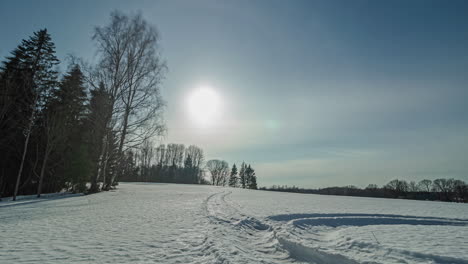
[36,149,50,198]
[108,107,130,189]
[101,154,108,190]
[13,115,34,201]
[90,135,107,193]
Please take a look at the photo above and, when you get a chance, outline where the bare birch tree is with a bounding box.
[92,11,167,189]
[206,159,229,186]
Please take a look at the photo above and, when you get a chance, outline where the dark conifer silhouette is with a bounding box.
[239,162,246,189]
[0,29,59,200]
[229,164,238,187]
[246,165,257,190]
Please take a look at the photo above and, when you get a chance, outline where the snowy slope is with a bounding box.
[1,183,467,264]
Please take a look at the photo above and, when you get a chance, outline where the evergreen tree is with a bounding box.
[2,29,59,109]
[246,165,257,190]
[1,29,59,200]
[239,162,246,189]
[0,49,32,197]
[184,154,195,183]
[48,65,87,126]
[64,144,92,193]
[44,65,88,195]
[184,154,193,168]
[229,163,238,187]
[245,165,251,188]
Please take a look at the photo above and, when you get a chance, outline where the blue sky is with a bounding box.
[1,0,467,187]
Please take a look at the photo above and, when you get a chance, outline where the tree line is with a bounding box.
[0,11,167,200]
[118,142,205,184]
[261,178,468,203]
[206,161,257,189]
[118,141,258,189]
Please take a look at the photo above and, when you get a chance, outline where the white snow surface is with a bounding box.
[1,183,467,264]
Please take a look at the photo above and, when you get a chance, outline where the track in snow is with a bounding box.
[201,190,360,264]
[267,211,468,264]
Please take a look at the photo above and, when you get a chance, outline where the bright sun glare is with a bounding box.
[187,86,222,126]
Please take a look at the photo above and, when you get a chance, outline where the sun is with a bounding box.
[187,86,222,126]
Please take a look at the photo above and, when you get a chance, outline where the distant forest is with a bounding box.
[0,11,257,200]
[261,178,468,203]
[118,142,258,189]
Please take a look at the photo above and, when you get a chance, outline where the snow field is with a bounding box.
[1,183,467,264]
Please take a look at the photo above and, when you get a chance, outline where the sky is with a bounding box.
[1,0,467,188]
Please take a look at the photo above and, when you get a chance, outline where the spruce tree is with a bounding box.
[6,29,59,200]
[49,65,87,127]
[184,154,194,183]
[0,45,32,197]
[239,162,246,188]
[46,65,89,195]
[229,163,238,187]
[247,165,258,190]
[245,165,252,188]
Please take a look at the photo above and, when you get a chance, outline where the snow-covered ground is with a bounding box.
[1,183,467,264]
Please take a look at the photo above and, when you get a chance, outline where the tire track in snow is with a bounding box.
[198,190,289,263]
[200,190,359,264]
[269,214,468,264]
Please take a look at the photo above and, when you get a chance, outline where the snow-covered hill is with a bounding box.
[1,183,467,263]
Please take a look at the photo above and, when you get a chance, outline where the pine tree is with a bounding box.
[0,46,32,198]
[65,144,92,193]
[184,154,194,183]
[6,29,59,200]
[229,163,238,187]
[239,162,246,188]
[43,65,88,195]
[246,165,258,190]
[184,154,193,169]
[49,65,87,126]
[245,164,252,188]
